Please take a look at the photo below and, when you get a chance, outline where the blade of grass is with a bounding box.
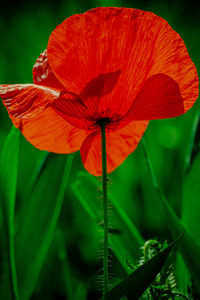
[182,151,200,245]
[0,126,20,300]
[24,151,48,197]
[184,111,200,174]
[56,228,74,300]
[73,282,88,300]
[15,151,49,229]
[56,226,89,300]
[102,234,183,300]
[15,154,74,300]
[143,137,200,292]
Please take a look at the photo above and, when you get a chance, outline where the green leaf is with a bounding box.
[184,112,200,173]
[55,227,88,300]
[143,137,200,292]
[182,152,200,245]
[15,153,73,300]
[182,151,200,291]
[175,253,190,293]
[0,126,20,300]
[102,235,182,300]
[24,151,49,197]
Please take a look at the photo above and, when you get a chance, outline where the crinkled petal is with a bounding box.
[80,120,148,176]
[123,74,184,122]
[47,7,198,119]
[52,93,97,130]
[0,84,61,119]
[148,27,199,113]
[10,107,88,153]
[32,49,63,89]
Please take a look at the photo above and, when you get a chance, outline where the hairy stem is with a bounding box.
[101,122,109,300]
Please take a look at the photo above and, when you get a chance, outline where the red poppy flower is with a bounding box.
[0,7,199,176]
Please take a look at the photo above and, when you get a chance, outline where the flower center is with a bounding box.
[96,117,110,127]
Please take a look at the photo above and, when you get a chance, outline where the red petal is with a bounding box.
[52,93,97,130]
[10,107,88,153]
[80,120,148,176]
[47,7,198,118]
[148,29,199,113]
[80,70,122,119]
[123,74,184,121]
[0,84,60,119]
[32,49,63,89]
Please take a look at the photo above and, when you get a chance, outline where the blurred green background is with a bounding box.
[0,0,200,299]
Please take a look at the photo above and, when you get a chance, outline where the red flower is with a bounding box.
[0,7,198,176]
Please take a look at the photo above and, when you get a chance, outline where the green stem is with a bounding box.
[100,122,109,300]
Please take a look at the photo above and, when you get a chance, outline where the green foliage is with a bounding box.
[103,235,183,300]
[0,0,200,299]
[15,154,73,300]
[71,172,144,273]
[143,136,200,294]
[0,126,20,300]
[0,142,73,300]
[183,151,200,244]
[137,239,191,300]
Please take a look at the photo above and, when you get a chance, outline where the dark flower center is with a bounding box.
[96,117,110,127]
